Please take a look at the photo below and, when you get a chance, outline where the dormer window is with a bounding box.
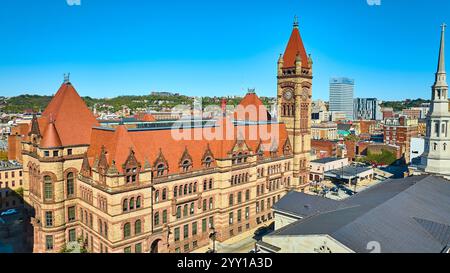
[204,157,213,168]
[181,160,192,172]
[44,151,50,157]
[67,149,73,156]
[156,164,166,177]
[125,168,137,184]
[53,151,59,157]
[154,149,169,177]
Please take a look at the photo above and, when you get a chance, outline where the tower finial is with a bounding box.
[293,15,299,29]
[63,73,70,84]
[437,22,446,75]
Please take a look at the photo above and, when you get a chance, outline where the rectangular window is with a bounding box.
[209,217,214,228]
[68,206,76,222]
[44,151,50,157]
[202,219,207,233]
[135,243,142,253]
[162,210,168,224]
[124,247,132,253]
[45,211,53,227]
[69,229,76,242]
[229,212,234,225]
[44,183,53,200]
[193,241,198,249]
[45,235,54,251]
[237,209,242,223]
[245,207,250,220]
[67,149,73,156]
[184,244,189,253]
[53,151,59,157]
[192,222,197,236]
[183,224,189,239]
[174,227,180,242]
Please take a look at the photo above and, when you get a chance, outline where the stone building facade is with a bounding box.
[20,20,312,253]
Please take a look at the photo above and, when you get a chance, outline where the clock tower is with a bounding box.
[277,17,313,190]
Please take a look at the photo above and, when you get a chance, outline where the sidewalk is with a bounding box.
[192,226,262,253]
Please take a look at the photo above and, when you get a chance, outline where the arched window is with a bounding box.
[184,185,188,195]
[203,199,207,211]
[174,186,178,197]
[162,189,167,200]
[246,190,250,201]
[209,179,213,189]
[183,204,188,217]
[193,182,198,193]
[155,190,160,203]
[104,223,108,237]
[434,142,438,151]
[176,206,181,219]
[189,183,193,194]
[135,220,142,235]
[156,163,166,177]
[123,223,131,239]
[129,198,135,210]
[136,196,141,209]
[182,160,191,172]
[179,186,183,197]
[190,202,195,215]
[154,212,160,226]
[204,157,213,168]
[444,143,448,151]
[203,180,207,191]
[123,199,128,212]
[44,176,53,200]
[209,198,213,210]
[67,172,74,197]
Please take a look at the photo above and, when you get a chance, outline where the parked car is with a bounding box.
[0,209,18,217]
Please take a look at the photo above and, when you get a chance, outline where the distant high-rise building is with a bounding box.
[354,98,382,120]
[329,77,354,120]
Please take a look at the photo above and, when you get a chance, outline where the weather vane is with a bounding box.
[293,15,299,28]
[63,73,70,84]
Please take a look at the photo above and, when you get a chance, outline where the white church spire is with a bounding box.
[420,23,450,177]
[435,23,447,86]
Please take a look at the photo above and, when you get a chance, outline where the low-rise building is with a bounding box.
[258,175,450,253]
[309,157,349,182]
[384,116,419,163]
[311,122,338,140]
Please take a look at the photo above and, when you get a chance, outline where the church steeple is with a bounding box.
[435,23,447,87]
[420,23,450,177]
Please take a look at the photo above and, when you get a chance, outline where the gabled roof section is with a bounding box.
[234,91,271,122]
[41,82,99,147]
[283,23,309,68]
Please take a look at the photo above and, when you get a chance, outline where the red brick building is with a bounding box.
[383,116,419,163]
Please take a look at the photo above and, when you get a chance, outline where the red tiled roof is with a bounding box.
[40,122,62,148]
[87,118,289,175]
[283,27,309,68]
[134,112,157,122]
[234,92,270,122]
[38,83,99,147]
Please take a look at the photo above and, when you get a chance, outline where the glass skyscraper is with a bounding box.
[329,77,355,120]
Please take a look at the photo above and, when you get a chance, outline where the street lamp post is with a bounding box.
[209,226,217,253]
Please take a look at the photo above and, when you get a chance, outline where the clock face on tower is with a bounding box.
[283,89,293,101]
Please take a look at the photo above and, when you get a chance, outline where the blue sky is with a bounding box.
[0,0,449,101]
